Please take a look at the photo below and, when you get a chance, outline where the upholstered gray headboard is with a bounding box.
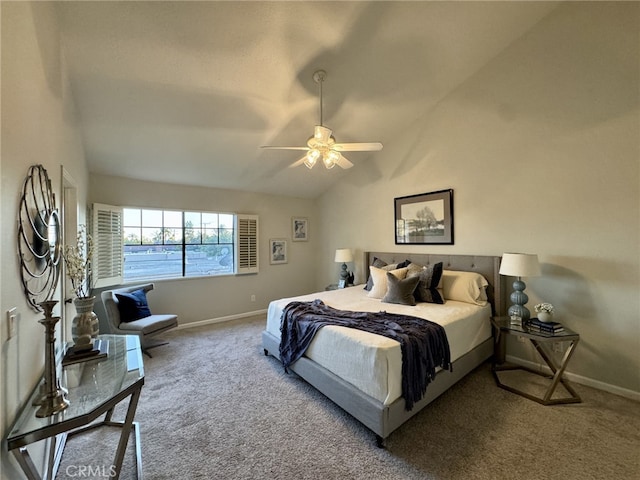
[365,252,505,317]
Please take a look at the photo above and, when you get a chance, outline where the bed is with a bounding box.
[262,252,505,445]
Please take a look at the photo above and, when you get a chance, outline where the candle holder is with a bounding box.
[35,300,69,417]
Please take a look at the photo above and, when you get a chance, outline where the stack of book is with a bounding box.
[62,339,109,366]
[527,318,564,334]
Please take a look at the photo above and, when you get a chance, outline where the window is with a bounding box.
[92,204,258,286]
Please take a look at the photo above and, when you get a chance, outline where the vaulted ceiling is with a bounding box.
[55,1,559,198]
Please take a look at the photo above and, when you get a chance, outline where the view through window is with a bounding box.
[123,208,235,282]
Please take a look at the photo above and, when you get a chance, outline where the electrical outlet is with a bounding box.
[7,308,17,340]
[517,335,526,343]
[250,294,256,302]
[553,342,563,353]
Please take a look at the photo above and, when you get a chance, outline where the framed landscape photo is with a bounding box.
[292,217,308,241]
[394,189,454,245]
[269,239,287,264]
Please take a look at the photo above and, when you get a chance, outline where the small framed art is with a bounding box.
[292,217,308,241]
[269,239,287,264]
[394,188,454,245]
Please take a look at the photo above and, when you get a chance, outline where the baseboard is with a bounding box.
[175,309,268,330]
[505,354,640,402]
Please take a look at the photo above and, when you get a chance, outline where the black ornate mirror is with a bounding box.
[18,165,61,311]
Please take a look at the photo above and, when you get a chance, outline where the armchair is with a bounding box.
[101,283,178,357]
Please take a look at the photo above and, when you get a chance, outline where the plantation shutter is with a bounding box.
[92,203,123,287]
[236,214,258,274]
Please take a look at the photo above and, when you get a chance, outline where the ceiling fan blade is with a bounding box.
[335,153,354,169]
[261,146,310,151]
[332,142,383,152]
[288,156,308,168]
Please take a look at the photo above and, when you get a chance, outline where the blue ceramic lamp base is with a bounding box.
[508,278,531,321]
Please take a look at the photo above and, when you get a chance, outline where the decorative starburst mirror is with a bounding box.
[18,165,62,311]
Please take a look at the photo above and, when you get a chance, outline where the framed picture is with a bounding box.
[394,189,454,245]
[269,239,288,264]
[292,217,308,241]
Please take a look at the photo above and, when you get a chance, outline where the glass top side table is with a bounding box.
[6,334,145,480]
[490,316,581,405]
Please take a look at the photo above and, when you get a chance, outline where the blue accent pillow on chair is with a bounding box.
[116,289,152,322]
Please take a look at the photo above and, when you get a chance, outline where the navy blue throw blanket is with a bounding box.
[279,299,452,411]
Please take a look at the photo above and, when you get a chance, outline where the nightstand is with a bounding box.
[490,316,581,405]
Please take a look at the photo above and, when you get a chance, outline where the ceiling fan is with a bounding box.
[261,70,383,170]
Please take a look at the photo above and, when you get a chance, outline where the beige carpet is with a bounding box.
[57,316,640,479]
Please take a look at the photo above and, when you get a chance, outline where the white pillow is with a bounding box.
[441,270,488,306]
[367,266,408,299]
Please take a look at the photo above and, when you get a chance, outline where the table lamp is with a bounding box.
[499,253,541,322]
[334,249,353,287]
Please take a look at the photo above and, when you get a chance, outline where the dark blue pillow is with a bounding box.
[408,262,444,304]
[395,259,412,269]
[116,289,152,322]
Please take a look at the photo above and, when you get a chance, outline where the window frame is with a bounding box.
[92,203,258,288]
[121,207,237,282]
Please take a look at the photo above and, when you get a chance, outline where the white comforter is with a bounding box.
[266,285,492,405]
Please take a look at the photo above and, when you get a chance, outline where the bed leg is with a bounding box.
[375,435,386,449]
[263,348,269,356]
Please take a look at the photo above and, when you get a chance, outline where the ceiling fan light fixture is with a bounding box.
[304,149,321,169]
[323,150,340,169]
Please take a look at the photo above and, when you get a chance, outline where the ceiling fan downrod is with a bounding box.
[312,70,327,127]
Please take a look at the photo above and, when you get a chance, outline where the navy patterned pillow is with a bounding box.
[407,262,444,304]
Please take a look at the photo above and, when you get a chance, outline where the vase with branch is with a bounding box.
[63,225,99,347]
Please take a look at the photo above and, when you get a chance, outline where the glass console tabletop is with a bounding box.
[6,334,144,480]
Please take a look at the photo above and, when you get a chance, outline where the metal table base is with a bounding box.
[490,317,581,406]
[7,335,144,480]
[492,337,581,405]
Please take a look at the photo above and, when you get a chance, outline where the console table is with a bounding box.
[6,335,144,480]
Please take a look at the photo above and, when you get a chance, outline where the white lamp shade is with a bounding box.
[334,249,353,263]
[499,253,541,277]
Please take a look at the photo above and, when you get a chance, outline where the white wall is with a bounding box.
[316,2,639,395]
[88,174,319,325]
[1,2,89,477]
